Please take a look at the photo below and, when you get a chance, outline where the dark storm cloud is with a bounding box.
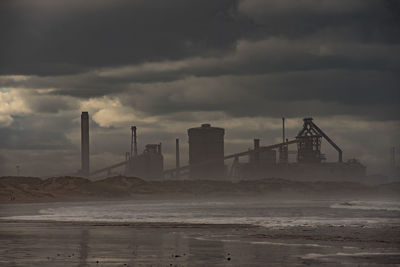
[0,127,72,150]
[1,0,398,114]
[115,69,399,120]
[239,0,400,43]
[24,93,78,113]
[1,0,399,76]
[1,39,398,118]
[0,0,251,76]
[0,113,77,150]
[0,154,5,170]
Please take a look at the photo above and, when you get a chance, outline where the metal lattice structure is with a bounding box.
[296,118,342,163]
[89,118,344,178]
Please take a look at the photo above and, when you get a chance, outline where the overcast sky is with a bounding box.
[0,0,399,177]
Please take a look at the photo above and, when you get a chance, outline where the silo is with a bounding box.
[188,123,225,179]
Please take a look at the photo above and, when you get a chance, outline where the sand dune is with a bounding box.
[0,176,399,203]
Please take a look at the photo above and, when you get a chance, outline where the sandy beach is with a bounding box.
[1,199,399,266]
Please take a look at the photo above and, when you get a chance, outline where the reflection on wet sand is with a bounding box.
[78,229,89,267]
[0,199,399,266]
[0,221,399,266]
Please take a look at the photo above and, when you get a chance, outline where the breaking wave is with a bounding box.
[330,201,400,211]
[2,200,400,228]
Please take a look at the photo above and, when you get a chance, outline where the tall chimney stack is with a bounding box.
[81,112,90,176]
[254,139,260,164]
[158,143,162,154]
[131,126,138,157]
[176,138,180,178]
[282,117,285,143]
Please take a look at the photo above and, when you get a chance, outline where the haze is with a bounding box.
[0,0,399,177]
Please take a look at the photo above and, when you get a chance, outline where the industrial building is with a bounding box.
[188,124,225,179]
[125,143,164,179]
[181,118,365,181]
[231,118,365,181]
[124,126,164,179]
[83,112,366,182]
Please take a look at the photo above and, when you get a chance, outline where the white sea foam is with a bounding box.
[330,200,400,211]
[250,241,331,248]
[302,252,400,260]
[2,200,400,229]
[194,236,332,248]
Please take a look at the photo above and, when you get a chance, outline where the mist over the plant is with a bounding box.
[0,0,399,177]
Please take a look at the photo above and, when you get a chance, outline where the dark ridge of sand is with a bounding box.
[1,176,399,203]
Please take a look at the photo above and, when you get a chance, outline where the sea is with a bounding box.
[1,199,399,227]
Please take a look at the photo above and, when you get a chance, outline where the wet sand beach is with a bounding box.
[1,199,399,266]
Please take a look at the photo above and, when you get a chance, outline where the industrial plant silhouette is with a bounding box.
[80,112,365,181]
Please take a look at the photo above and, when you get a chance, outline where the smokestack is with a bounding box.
[131,126,137,157]
[176,138,180,178]
[81,112,90,176]
[282,117,285,143]
[254,139,260,163]
[158,143,162,154]
[134,126,137,156]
